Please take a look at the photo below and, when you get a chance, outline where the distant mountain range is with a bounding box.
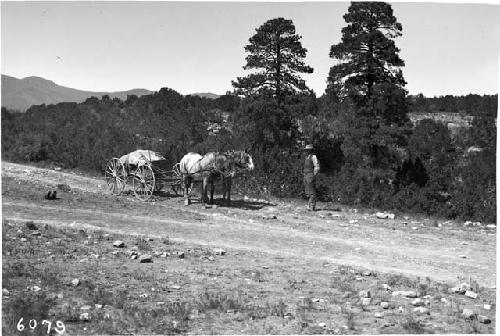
[1,74,220,112]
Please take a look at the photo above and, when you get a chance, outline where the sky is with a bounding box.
[1,1,499,97]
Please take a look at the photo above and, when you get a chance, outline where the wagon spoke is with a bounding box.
[105,158,126,196]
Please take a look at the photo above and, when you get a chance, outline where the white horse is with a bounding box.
[179,151,254,207]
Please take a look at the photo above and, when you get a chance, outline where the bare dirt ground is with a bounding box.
[2,161,496,334]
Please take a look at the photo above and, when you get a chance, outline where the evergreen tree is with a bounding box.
[327,2,411,206]
[327,2,406,103]
[232,17,313,104]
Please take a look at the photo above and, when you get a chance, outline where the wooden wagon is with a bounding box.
[104,150,183,201]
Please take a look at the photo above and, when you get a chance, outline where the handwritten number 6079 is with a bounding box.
[17,318,66,334]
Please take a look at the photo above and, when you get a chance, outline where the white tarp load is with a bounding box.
[119,150,165,166]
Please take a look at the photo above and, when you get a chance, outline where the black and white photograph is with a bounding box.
[1,1,498,334]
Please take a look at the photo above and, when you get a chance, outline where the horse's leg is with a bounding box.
[183,176,191,205]
[225,177,232,207]
[201,175,207,207]
[210,177,215,205]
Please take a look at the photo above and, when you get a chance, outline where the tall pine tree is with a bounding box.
[232,17,313,105]
[327,2,411,206]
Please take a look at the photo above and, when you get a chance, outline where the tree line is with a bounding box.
[1,2,496,222]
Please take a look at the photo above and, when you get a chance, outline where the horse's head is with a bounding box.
[228,150,254,171]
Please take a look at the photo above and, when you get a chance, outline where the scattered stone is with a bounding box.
[177,251,185,259]
[382,284,392,290]
[413,307,429,315]
[131,255,138,260]
[349,220,358,224]
[440,297,449,304]
[170,285,182,290]
[374,312,384,318]
[31,231,41,236]
[80,305,92,311]
[160,252,168,258]
[392,290,418,298]
[71,279,80,286]
[57,293,64,299]
[214,248,226,256]
[79,312,90,321]
[449,283,471,294]
[380,302,389,309]
[57,184,71,192]
[358,290,371,298]
[465,291,478,299]
[54,167,62,171]
[362,271,372,276]
[483,304,491,310]
[486,224,496,230]
[411,298,424,306]
[95,304,103,310]
[138,254,153,263]
[478,315,491,324]
[361,298,372,306]
[25,221,38,230]
[318,322,327,328]
[2,289,10,296]
[29,286,41,292]
[463,221,473,227]
[355,277,363,281]
[113,240,125,248]
[462,309,475,319]
[459,255,467,259]
[139,293,148,298]
[20,238,27,242]
[312,298,326,303]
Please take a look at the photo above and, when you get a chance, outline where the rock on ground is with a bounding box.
[139,254,153,263]
[462,309,476,319]
[478,315,491,324]
[113,240,125,248]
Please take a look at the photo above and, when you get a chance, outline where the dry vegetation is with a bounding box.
[2,162,496,334]
[3,218,495,335]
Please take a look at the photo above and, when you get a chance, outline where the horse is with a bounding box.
[179,151,254,207]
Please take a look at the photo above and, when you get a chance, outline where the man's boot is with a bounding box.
[308,195,316,211]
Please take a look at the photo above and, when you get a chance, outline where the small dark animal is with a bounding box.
[25,221,38,230]
[45,190,57,200]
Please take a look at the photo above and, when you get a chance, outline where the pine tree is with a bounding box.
[327,2,406,104]
[327,2,411,206]
[232,17,313,104]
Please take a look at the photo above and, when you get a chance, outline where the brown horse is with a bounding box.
[179,151,254,207]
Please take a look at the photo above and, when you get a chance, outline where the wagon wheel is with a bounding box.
[133,164,155,201]
[171,163,183,195]
[105,158,126,195]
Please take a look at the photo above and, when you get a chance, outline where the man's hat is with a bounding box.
[303,144,314,150]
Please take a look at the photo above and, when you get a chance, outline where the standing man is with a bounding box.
[303,144,320,211]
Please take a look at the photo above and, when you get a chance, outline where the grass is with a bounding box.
[2,219,496,335]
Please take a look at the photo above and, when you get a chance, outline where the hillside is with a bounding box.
[1,74,152,112]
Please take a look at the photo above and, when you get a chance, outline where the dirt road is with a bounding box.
[2,161,496,288]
